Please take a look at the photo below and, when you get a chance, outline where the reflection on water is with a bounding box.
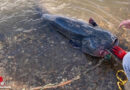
[40,0,130,50]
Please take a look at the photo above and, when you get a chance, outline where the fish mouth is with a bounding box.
[99,50,109,57]
[99,38,119,57]
[94,49,109,57]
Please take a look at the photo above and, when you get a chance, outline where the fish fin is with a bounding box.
[89,18,98,27]
[69,40,81,49]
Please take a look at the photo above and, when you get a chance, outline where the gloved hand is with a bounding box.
[112,46,127,60]
[119,20,130,29]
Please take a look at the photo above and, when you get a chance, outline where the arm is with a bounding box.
[111,46,130,81]
[122,52,130,81]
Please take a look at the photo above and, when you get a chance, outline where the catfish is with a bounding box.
[42,14,118,57]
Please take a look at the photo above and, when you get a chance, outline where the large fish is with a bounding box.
[42,14,118,57]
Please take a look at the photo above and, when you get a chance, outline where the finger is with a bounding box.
[112,48,118,52]
[112,49,117,53]
[119,20,130,29]
[119,23,124,28]
[115,46,120,50]
[114,46,122,50]
[124,24,130,29]
[119,21,127,28]
[113,47,119,50]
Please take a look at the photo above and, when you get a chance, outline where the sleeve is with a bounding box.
[123,52,130,81]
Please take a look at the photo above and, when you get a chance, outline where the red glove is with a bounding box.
[112,46,127,60]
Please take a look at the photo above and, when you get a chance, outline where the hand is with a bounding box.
[119,20,130,29]
[112,46,127,60]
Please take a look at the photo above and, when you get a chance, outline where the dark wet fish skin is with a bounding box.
[42,14,118,57]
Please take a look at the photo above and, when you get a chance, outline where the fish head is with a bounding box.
[82,30,118,57]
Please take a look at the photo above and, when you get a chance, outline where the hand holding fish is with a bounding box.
[112,46,130,81]
[119,20,130,29]
[112,46,127,60]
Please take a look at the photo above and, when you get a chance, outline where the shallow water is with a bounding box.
[0,0,130,50]
[40,0,130,50]
[0,0,129,89]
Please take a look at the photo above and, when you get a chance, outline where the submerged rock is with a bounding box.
[0,0,122,90]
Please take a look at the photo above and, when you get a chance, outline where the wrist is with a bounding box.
[119,52,127,60]
[123,52,129,61]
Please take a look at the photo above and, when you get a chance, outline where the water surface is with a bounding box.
[0,0,129,89]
